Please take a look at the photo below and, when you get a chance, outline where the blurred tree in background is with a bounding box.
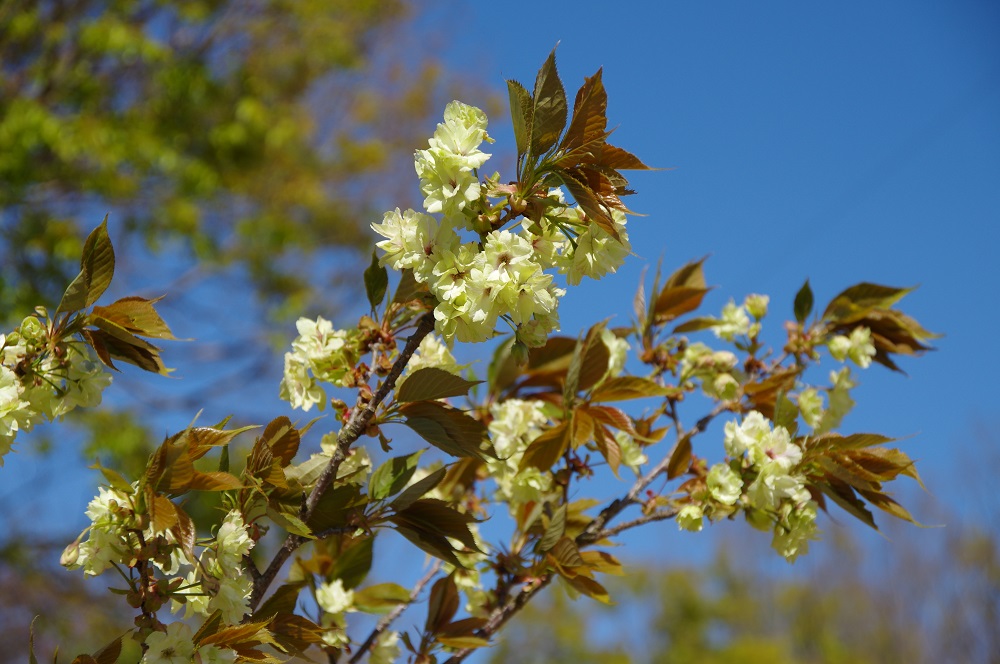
[0,0,490,325]
[489,512,1000,664]
[0,0,496,466]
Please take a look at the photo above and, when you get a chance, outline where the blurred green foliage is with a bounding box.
[0,0,475,325]
[489,520,1000,664]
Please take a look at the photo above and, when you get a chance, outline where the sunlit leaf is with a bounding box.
[397,367,481,403]
[353,582,411,613]
[400,401,491,459]
[591,376,672,402]
[530,48,568,156]
[369,450,424,501]
[390,464,447,511]
[57,216,115,315]
[519,421,571,472]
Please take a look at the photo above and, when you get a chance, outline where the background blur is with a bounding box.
[2,1,998,661]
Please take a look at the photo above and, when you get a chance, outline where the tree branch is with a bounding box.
[578,401,728,545]
[442,402,730,658]
[593,508,678,540]
[349,560,442,663]
[248,313,436,611]
[442,576,553,664]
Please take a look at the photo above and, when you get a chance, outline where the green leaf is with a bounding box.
[369,450,424,501]
[530,48,568,156]
[507,79,533,158]
[352,582,411,613]
[672,316,719,334]
[329,536,374,590]
[390,464,447,511]
[822,283,913,323]
[397,367,481,403]
[519,421,571,473]
[565,322,610,401]
[391,499,482,567]
[188,470,243,491]
[253,584,304,621]
[793,279,814,324]
[564,573,613,604]
[306,483,366,533]
[91,635,124,664]
[400,401,491,459]
[57,215,115,315]
[537,504,567,553]
[364,249,389,310]
[266,505,313,538]
[773,392,799,435]
[591,376,672,402]
[89,459,134,493]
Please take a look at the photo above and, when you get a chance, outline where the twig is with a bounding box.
[592,509,678,540]
[578,401,728,545]
[349,560,442,663]
[443,402,729,658]
[248,314,436,611]
[442,576,553,664]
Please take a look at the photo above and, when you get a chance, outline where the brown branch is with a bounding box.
[349,560,442,664]
[441,402,730,659]
[578,401,728,546]
[248,313,436,611]
[442,576,553,664]
[593,508,678,540]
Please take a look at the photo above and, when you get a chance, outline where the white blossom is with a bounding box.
[712,301,751,341]
[142,622,195,664]
[316,578,354,615]
[707,463,743,505]
[828,326,876,368]
[370,630,401,664]
[677,504,704,532]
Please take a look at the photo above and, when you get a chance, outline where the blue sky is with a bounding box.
[429,0,1000,562]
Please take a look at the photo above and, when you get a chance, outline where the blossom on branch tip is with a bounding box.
[828,326,876,368]
[555,208,631,286]
[711,301,751,341]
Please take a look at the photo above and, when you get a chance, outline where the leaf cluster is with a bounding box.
[506,49,653,238]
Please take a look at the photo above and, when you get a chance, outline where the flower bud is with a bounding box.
[744,294,769,319]
[60,540,81,567]
[510,339,530,368]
